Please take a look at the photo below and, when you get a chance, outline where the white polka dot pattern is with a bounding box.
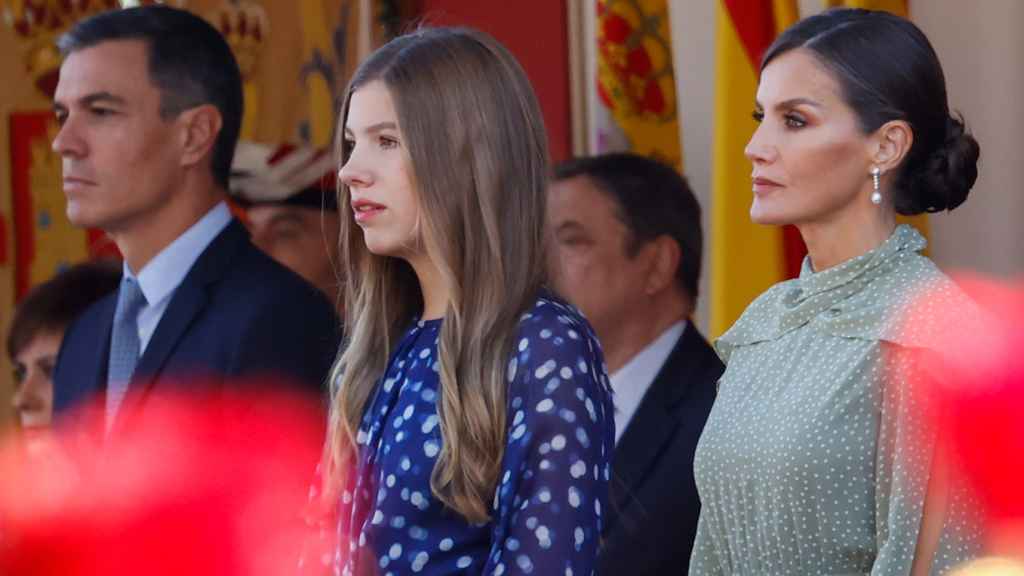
[689,226,982,575]
[333,293,614,575]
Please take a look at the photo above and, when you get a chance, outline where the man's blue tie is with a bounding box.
[106,276,147,433]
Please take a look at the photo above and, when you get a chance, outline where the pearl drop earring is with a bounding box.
[870,166,882,205]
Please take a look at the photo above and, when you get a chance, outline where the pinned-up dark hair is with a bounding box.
[763,8,980,215]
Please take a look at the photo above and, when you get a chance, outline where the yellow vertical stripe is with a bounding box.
[772,0,800,33]
[300,0,338,147]
[709,1,786,338]
[241,83,260,140]
[826,0,907,16]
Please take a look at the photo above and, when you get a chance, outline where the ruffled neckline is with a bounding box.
[774,225,926,331]
[715,225,951,362]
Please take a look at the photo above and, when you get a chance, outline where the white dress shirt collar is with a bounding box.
[125,202,232,304]
[609,320,686,445]
[122,201,232,353]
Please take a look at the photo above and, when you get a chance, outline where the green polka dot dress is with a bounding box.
[689,225,982,575]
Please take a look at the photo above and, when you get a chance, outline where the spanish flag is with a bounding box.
[709,0,799,338]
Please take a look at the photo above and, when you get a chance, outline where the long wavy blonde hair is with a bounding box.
[326,27,550,523]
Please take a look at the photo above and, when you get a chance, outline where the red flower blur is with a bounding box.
[902,276,1024,528]
[0,380,329,576]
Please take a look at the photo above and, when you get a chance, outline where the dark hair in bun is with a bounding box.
[762,8,980,215]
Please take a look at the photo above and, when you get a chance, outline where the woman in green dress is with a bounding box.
[690,8,982,576]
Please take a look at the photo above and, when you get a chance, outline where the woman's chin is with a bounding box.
[749,206,790,226]
[361,234,397,258]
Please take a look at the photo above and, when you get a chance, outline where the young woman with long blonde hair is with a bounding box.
[315,27,614,576]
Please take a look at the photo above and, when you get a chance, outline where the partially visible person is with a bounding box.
[309,26,614,576]
[549,153,722,575]
[230,142,342,311]
[691,8,983,575]
[50,6,340,437]
[8,261,121,430]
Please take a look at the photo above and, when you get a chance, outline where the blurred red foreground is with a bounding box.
[0,381,328,575]
[903,275,1024,553]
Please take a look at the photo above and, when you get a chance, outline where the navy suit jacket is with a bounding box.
[53,219,341,431]
[598,322,723,575]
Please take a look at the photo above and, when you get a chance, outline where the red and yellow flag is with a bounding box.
[594,0,681,169]
[709,0,799,338]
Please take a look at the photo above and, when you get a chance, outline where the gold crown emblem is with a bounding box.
[2,0,119,96]
[209,0,267,80]
[1,0,187,98]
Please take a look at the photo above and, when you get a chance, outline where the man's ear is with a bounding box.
[177,104,223,169]
[644,235,681,296]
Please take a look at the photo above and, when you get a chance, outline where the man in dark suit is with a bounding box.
[549,153,723,574]
[50,6,340,435]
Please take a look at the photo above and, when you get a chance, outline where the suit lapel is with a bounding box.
[126,220,249,405]
[82,296,118,403]
[607,324,708,521]
[129,280,209,394]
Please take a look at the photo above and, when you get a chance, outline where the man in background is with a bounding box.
[230,141,342,312]
[548,153,723,575]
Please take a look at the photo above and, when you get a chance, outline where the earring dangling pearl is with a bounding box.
[870,166,882,205]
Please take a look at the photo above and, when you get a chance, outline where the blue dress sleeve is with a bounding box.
[484,300,614,576]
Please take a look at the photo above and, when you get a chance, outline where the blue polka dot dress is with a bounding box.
[335,293,614,576]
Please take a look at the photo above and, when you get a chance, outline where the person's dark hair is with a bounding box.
[762,8,979,215]
[58,6,243,190]
[553,153,703,302]
[7,260,122,360]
